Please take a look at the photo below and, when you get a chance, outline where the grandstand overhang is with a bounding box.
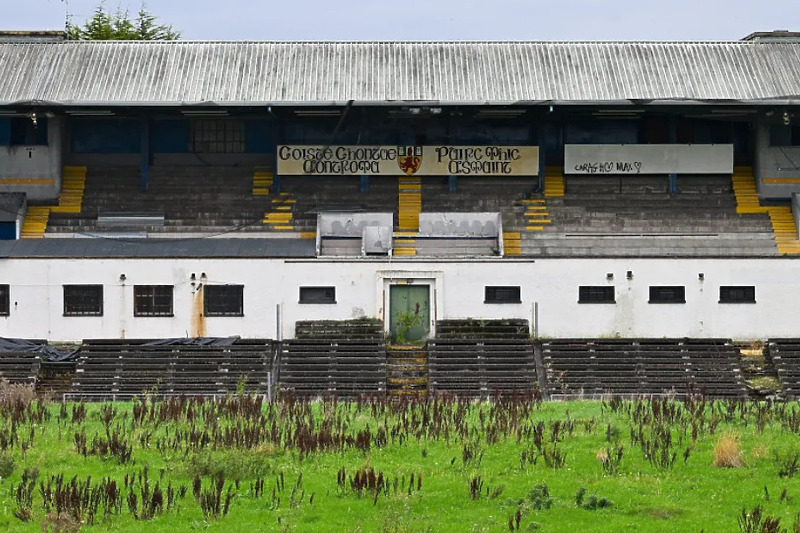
[3,40,800,110]
[3,100,800,109]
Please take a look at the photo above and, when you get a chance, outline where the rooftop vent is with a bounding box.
[0,31,68,43]
[741,30,800,42]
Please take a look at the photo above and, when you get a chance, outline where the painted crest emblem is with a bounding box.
[397,146,422,175]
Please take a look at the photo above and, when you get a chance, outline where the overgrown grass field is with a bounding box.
[1,391,799,532]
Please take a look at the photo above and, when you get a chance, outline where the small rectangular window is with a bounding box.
[0,285,9,316]
[64,285,103,316]
[648,286,686,304]
[299,286,336,304]
[485,286,521,304]
[203,285,244,316]
[578,286,615,304]
[134,285,174,317]
[719,286,756,304]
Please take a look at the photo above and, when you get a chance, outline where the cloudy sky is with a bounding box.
[4,0,799,41]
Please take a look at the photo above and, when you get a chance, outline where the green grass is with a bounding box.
[749,376,782,392]
[1,396,800,532]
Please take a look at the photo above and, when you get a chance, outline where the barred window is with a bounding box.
[64,285,103,316]
[719,286,756,304]
[189,119,245,153]
[299,286,336,304]
[134,285,174,317]
[485,286,521,304]
[0,285,9,316]
[204,285,244,316]
[648,286,686,304]
[578,286,615,304]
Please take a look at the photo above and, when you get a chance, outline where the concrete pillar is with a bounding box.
[668,117,678,194]
[537,123,547,192]
[140,119,150,192]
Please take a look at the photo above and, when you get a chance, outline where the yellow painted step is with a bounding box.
[21,207,51,238]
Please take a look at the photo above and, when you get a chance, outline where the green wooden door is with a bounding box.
[389,285,430,343]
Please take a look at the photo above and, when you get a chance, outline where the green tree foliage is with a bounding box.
[67,2,180,41]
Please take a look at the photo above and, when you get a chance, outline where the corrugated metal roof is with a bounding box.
[2,41,800,106]
[0,238,316,258]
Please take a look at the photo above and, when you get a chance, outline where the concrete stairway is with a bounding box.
[21,206,50,238]
[768,208,800,255]
[398,176,422,231]
[22,166,87,238]
[732,166,800,255]
[50,166,86,214]
[544,166,565,197]
[523,198,552,231]
[262,193,297,231]
[503,231,521,256]
[252,168,273,196]
[386,345,428,397]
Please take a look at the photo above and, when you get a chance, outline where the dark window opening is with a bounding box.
[0,285,9,316]
[64,285,103,316]
[10,117,48,146]
[770,124,800,147]
[189,119,245,153]
[719,286,756,304]
[299,286,336,304]
[134,285,174,317]
[485,286,521,304]
[642,117,669,144]
[648,286,686,304]
[578,286,616,304]
[203,285,244,316]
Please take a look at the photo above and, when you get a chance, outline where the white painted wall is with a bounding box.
[0,257,798,342]
[0,117,62,201]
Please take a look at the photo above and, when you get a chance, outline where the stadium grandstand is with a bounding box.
[1,30,800,398]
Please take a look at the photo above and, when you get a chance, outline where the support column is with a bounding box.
[140,118,150,192]
[272,116,281,193]
[668,117,678,194]
[360,174,369,193]
[538,124,547,192]
[449,175,458,193]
